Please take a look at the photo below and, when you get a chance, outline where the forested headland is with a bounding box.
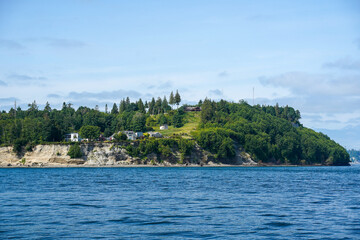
[0,92,350,166]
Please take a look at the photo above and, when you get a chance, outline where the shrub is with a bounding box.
[67,143,82,158]
[114,132,127,141]
[13,139,28,155]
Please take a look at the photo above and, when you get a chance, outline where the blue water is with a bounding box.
[1,166,360,239]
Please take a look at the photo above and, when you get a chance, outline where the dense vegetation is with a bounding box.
[124,137,194,164]
[0,93,350,165]
[0,92,184,148]
[193,99,349,166]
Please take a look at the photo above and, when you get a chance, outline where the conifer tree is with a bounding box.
[125,97,131,111]
[119,99,126,113]
[137,98,145,113]
[111,103,119,114]
[44,102,51,112]
[162,96,169,113]
[150,97,156,115]
[169,91,175,108]
[175,90,181,108]
[155,97,162,114]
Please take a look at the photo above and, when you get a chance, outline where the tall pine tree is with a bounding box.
[137,98,145,113]
[175,90,181,108]
[111,103,119,114]
[119,99,126,113]
[169,91,175,109]
[162,96,169,113]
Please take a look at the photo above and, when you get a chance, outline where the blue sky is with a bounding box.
[0,0,360,148]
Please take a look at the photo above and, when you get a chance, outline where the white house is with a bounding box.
[65,133,81,142]
[160,124,168,130]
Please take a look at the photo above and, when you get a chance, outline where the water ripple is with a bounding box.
[1,166,360,239]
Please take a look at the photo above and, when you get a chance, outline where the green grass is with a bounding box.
[158,112,200,138]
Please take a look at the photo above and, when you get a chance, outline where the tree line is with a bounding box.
[0,91,183,147]
[194,99,349,166]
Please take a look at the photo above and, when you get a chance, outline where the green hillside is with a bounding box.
[0,97,350,166]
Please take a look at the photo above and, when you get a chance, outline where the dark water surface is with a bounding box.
[1,166,360,239]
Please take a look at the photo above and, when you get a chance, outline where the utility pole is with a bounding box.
[14,100,16,119]
[252,87,254,106]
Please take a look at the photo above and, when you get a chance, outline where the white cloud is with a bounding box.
[323,57,360,71]
[208,89,223,97]
[259,72,360,96]
[218,71,228,77]
[0,80,7,86]
[0,39,25,50]
[67,90,142,101]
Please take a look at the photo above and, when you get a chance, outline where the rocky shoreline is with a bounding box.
[0,143,257,168]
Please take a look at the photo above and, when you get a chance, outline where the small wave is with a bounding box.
[78,220,101,224]
[67,203,103,208]
[138,220,174,226]
[108,217,129,223]
[260,213,288,218]
[159,214,193,219]
[147,230,194,237]
[265,221,293,227]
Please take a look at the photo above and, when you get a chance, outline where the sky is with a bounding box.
[0,0,360,148]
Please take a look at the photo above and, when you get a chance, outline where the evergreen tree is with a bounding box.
[149,98,156,115]
[172,110,183,128]
[119,99,126,113]
[137,98,145,113]
[175,90,181,108]
[162,96,169,112]
[131,112,146,132]
[155,97,162,114]
[111,103,119,114]
[44,102,51,112]
[200,98,215,124]
[169,91,175,108]
[125,97,131,111]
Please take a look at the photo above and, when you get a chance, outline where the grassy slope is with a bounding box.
[158,112,200,138]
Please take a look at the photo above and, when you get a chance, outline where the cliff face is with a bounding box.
[0,143,256,167]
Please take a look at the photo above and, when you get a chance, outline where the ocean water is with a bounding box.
[1,166,360,239]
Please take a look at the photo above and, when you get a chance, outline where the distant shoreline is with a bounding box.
[0,163,346,169]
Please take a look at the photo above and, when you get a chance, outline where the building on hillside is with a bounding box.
[184,106,201,112]
[65,133,81,142]
[160,124,168,130]
[135,132,143,138]
[123,131,136,141]
[148,132,163,138]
